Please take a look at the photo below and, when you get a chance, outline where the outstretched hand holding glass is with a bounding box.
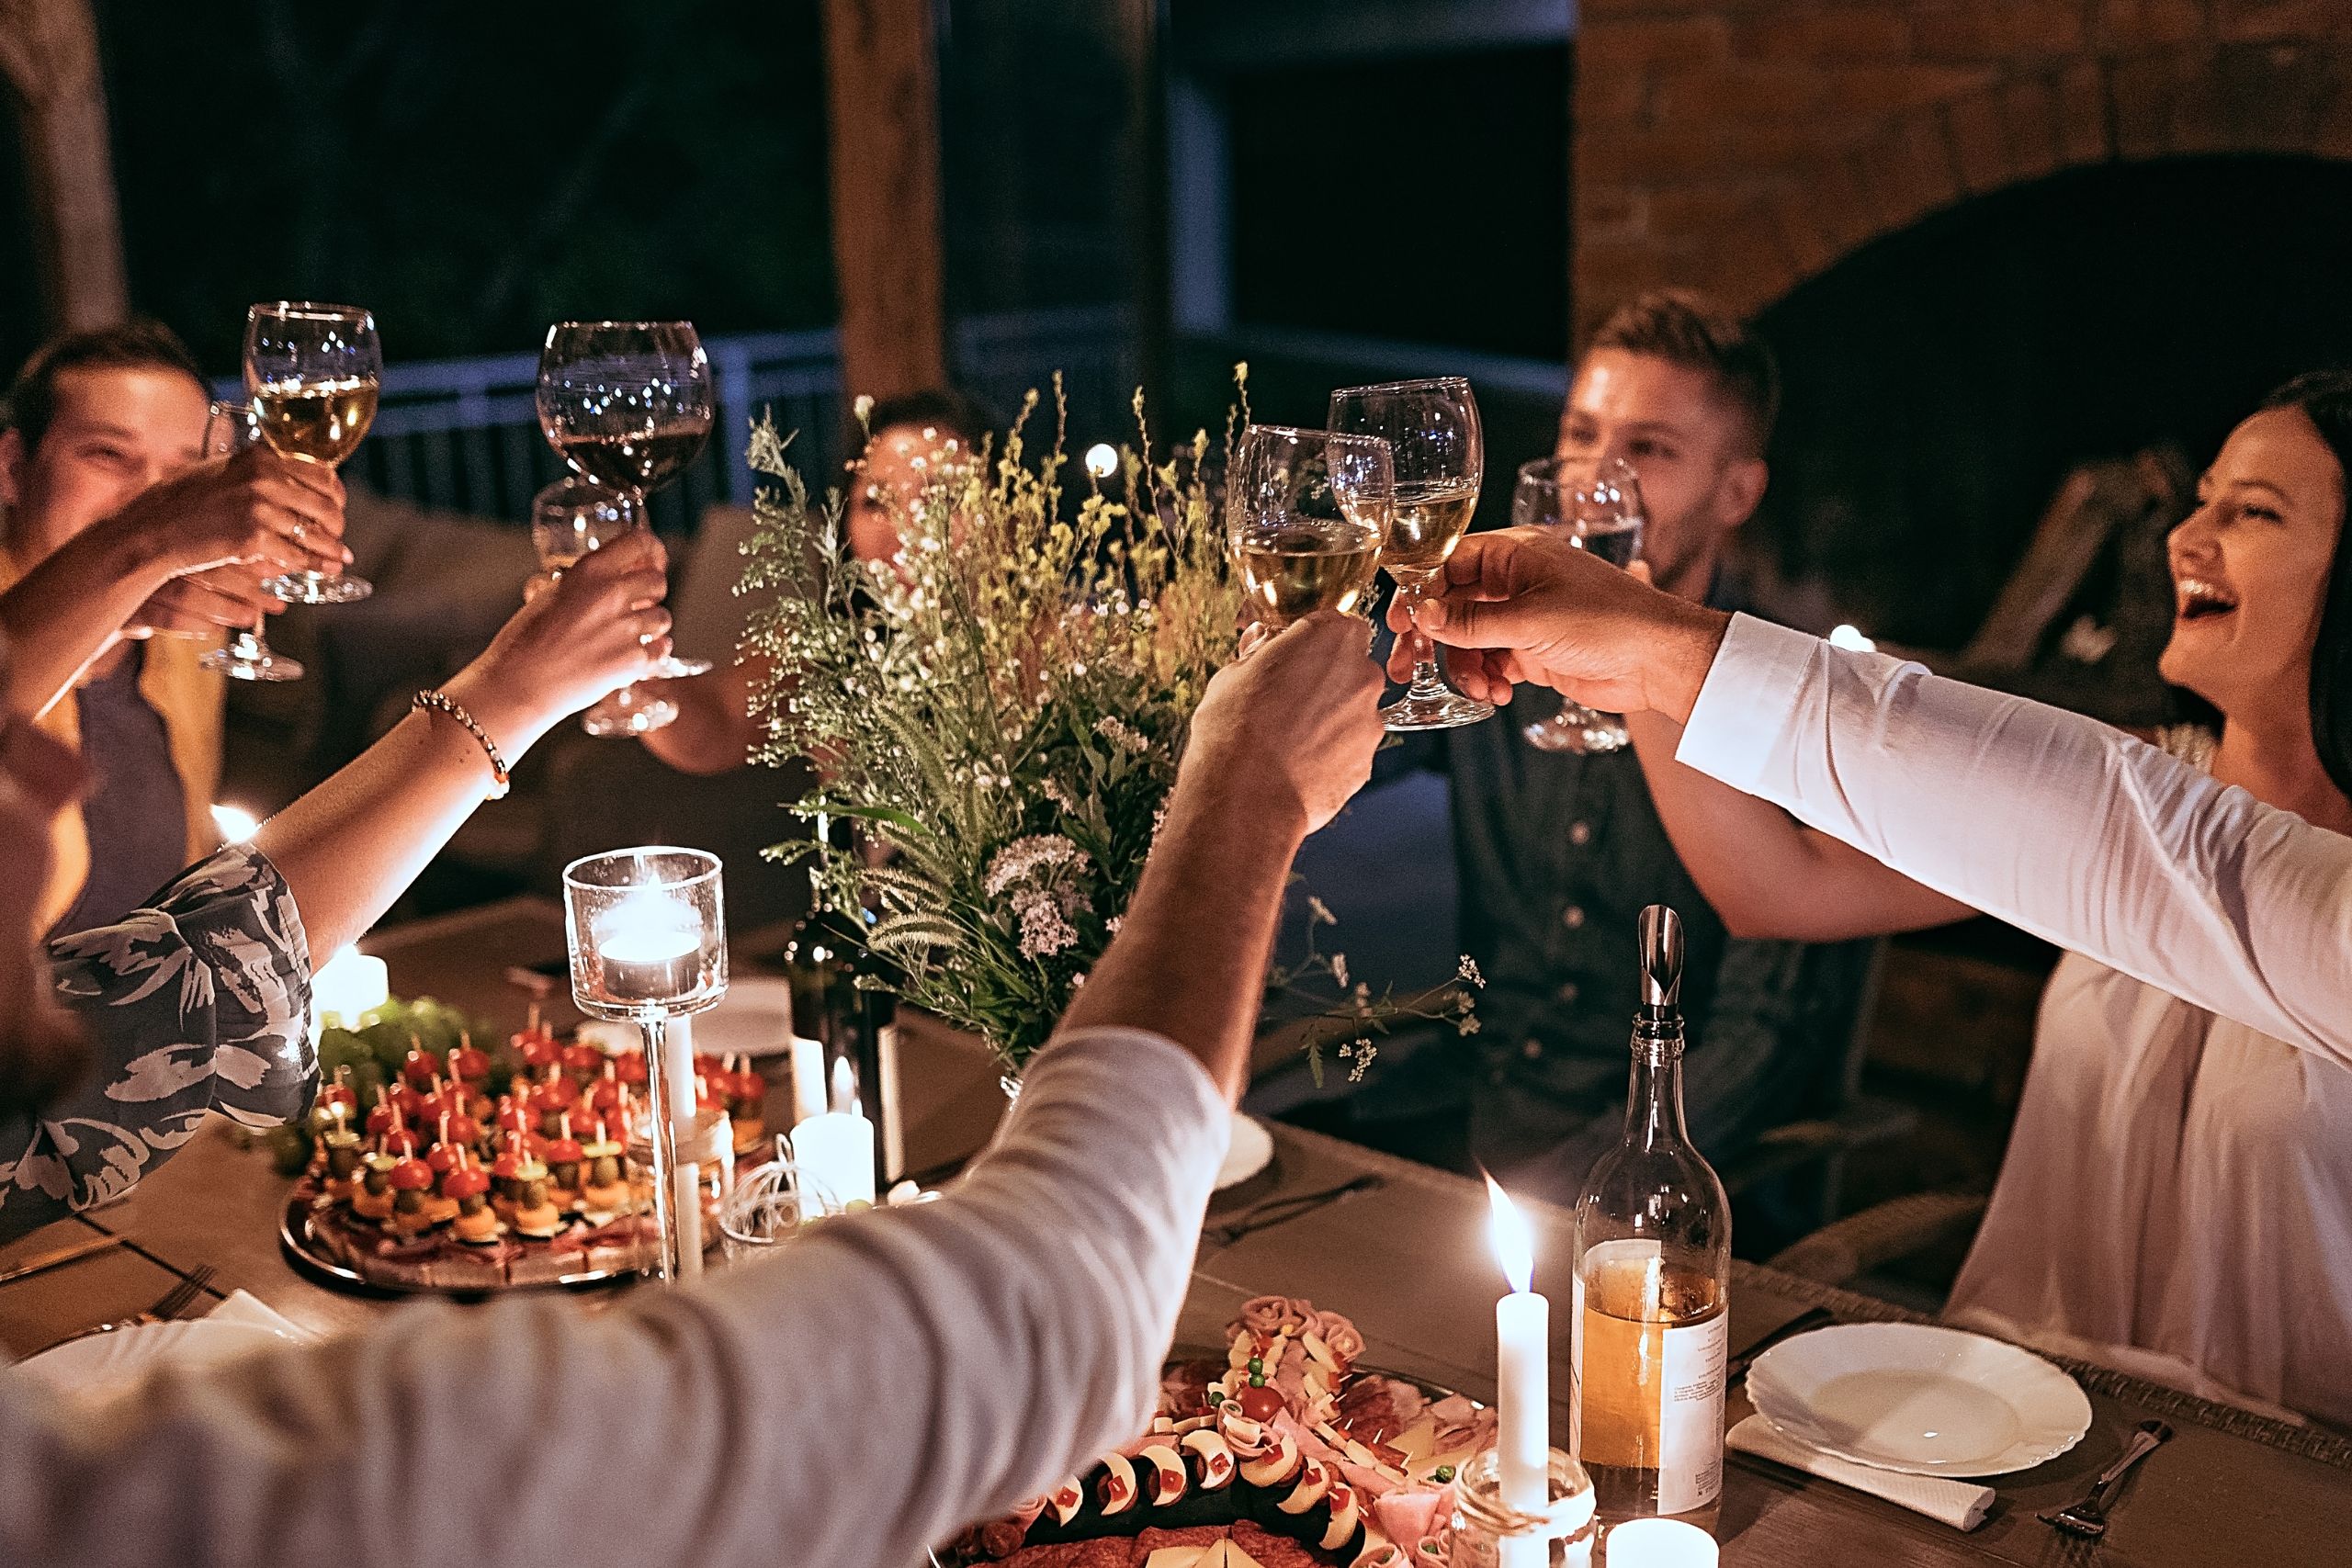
[1515,456,1646,753]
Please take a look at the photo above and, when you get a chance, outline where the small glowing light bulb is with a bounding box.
[1083,443,1119,480]
[1827,624,1876,653]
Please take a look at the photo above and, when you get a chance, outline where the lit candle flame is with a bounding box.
[1486,1174,1534,1294]
[210,803,260,842]
[831,1055,858,1115]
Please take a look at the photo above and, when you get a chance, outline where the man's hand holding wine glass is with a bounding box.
[1384,526,1733,725]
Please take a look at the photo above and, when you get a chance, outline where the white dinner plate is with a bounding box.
[681,976,800,1059]
[10,1319,297,1408]
[1748,1321,2091,1477]
[1216,1111,1274,1190]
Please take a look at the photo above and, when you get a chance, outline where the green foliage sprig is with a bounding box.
[741,377,1473,1076]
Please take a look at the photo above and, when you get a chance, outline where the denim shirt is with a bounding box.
[1375,592,1878,1202]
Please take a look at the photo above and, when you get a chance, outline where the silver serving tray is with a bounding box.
[277,1193,639,1298]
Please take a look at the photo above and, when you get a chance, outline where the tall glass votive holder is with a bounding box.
[562,846,727,1284]
[1446,1450,1598,1568]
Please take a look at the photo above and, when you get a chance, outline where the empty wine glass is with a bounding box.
[1517,456,1645,753]
[196,401,301,683]
[536,321,715,735]
[244,302,379,604]
[1329,377,1489,731]
[531,475,678,736]
[1227,425,1392,630]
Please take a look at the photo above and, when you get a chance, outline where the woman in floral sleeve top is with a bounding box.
[0,530,683,1244]
[0,844,311,1239]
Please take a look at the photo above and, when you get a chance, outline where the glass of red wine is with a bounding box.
[535,321,716,736]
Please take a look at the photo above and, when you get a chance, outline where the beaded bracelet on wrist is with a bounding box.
[412,689,511,799]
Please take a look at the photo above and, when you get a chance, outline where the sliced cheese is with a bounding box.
[1276,1458,1332,1515]
[1139,1443,1187,1506]
[1097,1453,1139,1516]
[1144,1549,1207,1568]
[1225,1539,1265,1568]
[1301,1330,1339,1370]
[1320,1484,1363,1552]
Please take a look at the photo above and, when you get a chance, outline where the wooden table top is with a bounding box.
[6,898,2346,1567]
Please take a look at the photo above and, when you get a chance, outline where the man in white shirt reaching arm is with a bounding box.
[1388,529,2352,1066]
[0,610,1387,1568]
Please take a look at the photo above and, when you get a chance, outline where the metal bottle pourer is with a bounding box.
[1636,903,1685,1024]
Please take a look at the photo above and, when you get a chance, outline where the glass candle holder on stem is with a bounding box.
[1446,1449,1598,1568]
[562,847,727,1284]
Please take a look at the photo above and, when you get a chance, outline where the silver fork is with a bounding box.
[2039,1419,2173,1540]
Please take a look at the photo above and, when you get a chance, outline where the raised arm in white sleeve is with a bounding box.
[0,1025,1227,1568]
[1676,613,2352,1066]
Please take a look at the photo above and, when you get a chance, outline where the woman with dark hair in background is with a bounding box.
[639,388,993,775]
[1611,371,2352,1422]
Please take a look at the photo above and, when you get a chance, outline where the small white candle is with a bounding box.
[1600,1518,1715,1568]
[793,1107,876,1214]
[314,947,390,1032]
[1488,1177,1550,1568]
[787,1035,828,1127]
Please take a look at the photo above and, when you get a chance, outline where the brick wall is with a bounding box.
[1572,0,2352,337]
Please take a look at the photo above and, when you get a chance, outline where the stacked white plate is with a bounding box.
[1747,1321,2091,1477]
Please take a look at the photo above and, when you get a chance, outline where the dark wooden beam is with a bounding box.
[821,0,949,402]
[0,0,130,333]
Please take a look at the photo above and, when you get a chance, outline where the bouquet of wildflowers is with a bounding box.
[741,380,1476,1077]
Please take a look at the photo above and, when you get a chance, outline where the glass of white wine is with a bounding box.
[531,475,678,735]
[195,400,301,682]
[243,301,379,604]
[1517,456,1645,753]
[1227,424,1391,630]
[1329,377,1489,731]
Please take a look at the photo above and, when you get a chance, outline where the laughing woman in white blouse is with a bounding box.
[1392,377,2352,1426]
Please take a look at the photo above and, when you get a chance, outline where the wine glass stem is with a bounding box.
[639,1013,693,1283]
[1402,572,1448,698]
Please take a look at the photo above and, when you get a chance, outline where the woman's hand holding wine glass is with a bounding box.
[1227,424,1393,630]
[243,302,379,605]
[1328,377,1490,732]
[440,527,675,761]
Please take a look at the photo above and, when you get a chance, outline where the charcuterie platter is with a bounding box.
[940,1297,1492,1568]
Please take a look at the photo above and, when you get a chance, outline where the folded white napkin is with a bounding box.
[1727,1415,1996,1530]
[204,1289,313,1343]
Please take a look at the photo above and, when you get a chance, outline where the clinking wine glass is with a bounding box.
[531,475,678,735]
[195,400,302,682]
[1227,424,1392,629]
[1329,377,1490,731]
[244,301,378,604]
[536,321,716,735]
[1518,456,1646,753]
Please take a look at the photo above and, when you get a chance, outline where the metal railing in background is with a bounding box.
[212,305,1138,531]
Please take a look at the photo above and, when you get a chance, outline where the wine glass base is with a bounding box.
[645,655,714,680]
[1382,688,1494,732]
[1523,711,1630,754]
[582,689,680,737]
[265,570,374,605]
[200,646,304,682]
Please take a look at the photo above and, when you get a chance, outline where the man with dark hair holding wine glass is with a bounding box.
[0,321,348,935]
[1350,290,1875,1236]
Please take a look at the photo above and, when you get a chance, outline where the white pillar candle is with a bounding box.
[594,892,702,1004]
[787,1035,828,1128]
[793,1110,876,1214]
[1487,1178,1550,1568]
[664,1017,704,1278]
[1600,1518,1715,1568]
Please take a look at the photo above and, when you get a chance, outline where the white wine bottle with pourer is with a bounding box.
[1569,904,1731,1532]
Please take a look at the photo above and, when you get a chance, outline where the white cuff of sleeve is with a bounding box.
[1674,613,1821,792]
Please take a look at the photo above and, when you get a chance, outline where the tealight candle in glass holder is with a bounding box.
[564,848,726,1017]
[1445,1450,1597,1568]
[563,847,728,1283]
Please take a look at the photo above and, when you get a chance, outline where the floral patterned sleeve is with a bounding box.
[0,844,314,1243]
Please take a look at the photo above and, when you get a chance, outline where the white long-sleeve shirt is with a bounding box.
[1678,614,2352,1066]
[0,1025,1228,1568]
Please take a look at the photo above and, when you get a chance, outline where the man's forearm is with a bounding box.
[0,523,173,716]
[1057,771,1306,1101]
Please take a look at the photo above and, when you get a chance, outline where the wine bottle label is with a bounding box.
[1568,1239,1728,1515]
